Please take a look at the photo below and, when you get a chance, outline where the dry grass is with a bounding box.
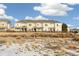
[0,32,76,47]
[0,32,74,37]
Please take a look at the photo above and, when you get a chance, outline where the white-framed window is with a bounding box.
[2,24,5,26]
[57,24,59,26]
[29,24,32,26]
[45,24,48,26]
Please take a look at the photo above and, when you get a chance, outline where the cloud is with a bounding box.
[67,24,76,29]
[25,16,33,20]
[25,15,48,20]
[14,19,19,21]
[67,24,73,27]
[35,15,48,20]
[0,4,7,15]
[34,3,73,16]
[0,4,7,9]
[76,27,79,29]
[0,4,17,21]
[73,16,79,20]
[0,15,14,19]
[67,3,77,5]
[0,9,5,15]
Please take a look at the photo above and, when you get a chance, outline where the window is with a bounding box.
[36,23,41,26]
[37,24,39,26]
[2,24,4,26]
[16,24,18,26]
[57,24,59,26]
[45,24,48,26]
[29,24,32,26]
[16,24,20,26]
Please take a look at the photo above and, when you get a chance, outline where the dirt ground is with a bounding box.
[0,32,75,47]
[0,32,79,56]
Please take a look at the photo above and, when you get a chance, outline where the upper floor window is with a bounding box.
[45,24,48,26]
[2,24,4,25]
[16,24,18,26]
[29,24,32,26]
[57,24,59,26]
[16,24,19,27]
[36,23,40,26]
[37,24,39,26]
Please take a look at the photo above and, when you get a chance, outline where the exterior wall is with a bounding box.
[26,23,35,31]
[35,23,43,31]
[54,23,62,32]
[15,23,26,31]
[15,23,26,28]
[15,22,63,32]
[7,24,10,29]
[43,23,52,31]
[36,23,42,27]
[50,23,55,31]
[67,27,70,32]
[0,22,10,31]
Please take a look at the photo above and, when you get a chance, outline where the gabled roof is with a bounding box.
[16,19,61,23]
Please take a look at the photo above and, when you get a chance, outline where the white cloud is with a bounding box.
[0,15,14,19]
[0,4,7,9]
[73,16,79,20]
[67,24,75,29]
[34,3,73,16]
[14,19,19,21]
[67,24,73,27]
[25,15,48,20]
[0,4,7,15]
[0,4,17,21]
[67,3,77,5]
[25,16,33,20]
[76,27,79,29]
[0,9,5,15]
[35,15,48,20]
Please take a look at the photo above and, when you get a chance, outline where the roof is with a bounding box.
[16,19,61,23]
[0,19,11,23]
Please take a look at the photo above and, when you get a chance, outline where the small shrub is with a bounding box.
[74,31,78,33]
